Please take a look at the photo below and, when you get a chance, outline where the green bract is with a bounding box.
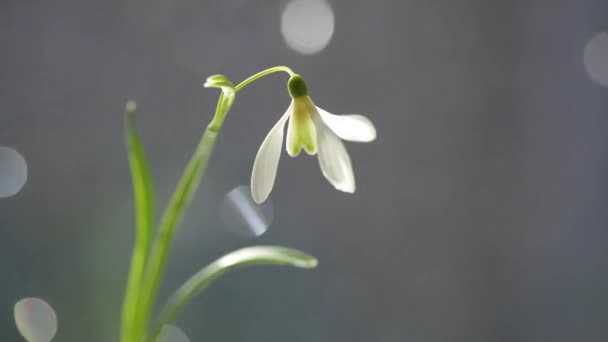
[204,74,235,98]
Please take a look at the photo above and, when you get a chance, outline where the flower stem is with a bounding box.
[131,66,295,341]
[234,66,294,92]
[133,124,220,341]
[208,66,293,130]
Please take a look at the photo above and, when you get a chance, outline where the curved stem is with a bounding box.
[234,66,294,92]
[208,92,228,132]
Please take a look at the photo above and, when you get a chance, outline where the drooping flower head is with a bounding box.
[251,74,376,204]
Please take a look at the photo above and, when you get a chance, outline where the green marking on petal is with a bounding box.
[286,97,317,157]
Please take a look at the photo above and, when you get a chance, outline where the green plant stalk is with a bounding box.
[146,246,318,342]
[133,125,220,341]
[131,66,294,341]
[121,103,156,342]
[234,66,294,92]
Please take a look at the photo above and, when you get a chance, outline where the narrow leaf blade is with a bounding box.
[121,101,156,342]
[148,246,317,341]
[125,101,155,243]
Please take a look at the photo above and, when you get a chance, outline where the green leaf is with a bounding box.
[147,246,318,341]
[121,101,156,342]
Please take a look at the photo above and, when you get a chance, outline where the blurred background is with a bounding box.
[2,0,608,341]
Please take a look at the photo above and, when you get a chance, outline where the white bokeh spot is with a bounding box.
[14,297,58,342]
[281,0,335,55]
[583,32,608,87]
[0,146,28,198]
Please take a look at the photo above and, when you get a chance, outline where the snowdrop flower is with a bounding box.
[251,74,376,204]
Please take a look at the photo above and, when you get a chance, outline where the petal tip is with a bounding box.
[250,178,269,204]
[251,192,266,204]
[316,108,377,143]
[336,181,356,194]
[368,124,378,142]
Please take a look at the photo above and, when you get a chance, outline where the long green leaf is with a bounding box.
[147,246,318,341]
[120,101,156,342]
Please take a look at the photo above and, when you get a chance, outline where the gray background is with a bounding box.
[2,0,608,341]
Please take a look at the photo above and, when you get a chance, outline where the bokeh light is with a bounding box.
[281,0,335,55]
[14,297,58,342]
[583,32,608,87]
[0,146,28,198]
[220,185,274,238]
[157,325,190,342]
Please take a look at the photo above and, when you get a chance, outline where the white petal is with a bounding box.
[316,107,376,142]
[251,105,291,203]
[312,113,356,193]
